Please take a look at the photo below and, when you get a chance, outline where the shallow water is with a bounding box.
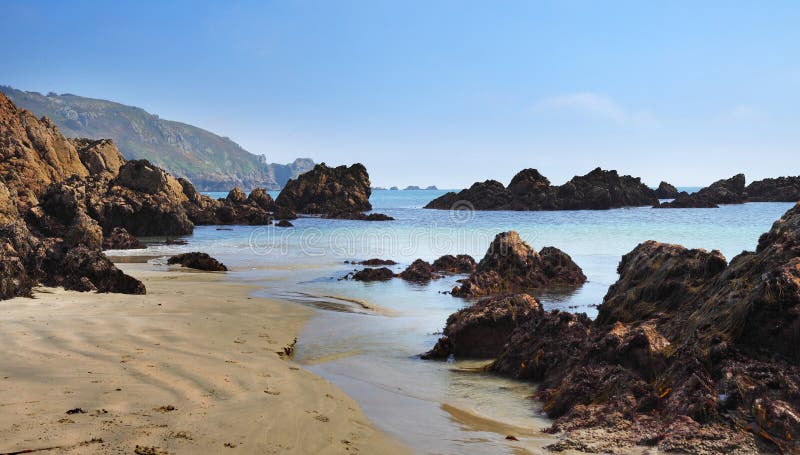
[115,189,795,454]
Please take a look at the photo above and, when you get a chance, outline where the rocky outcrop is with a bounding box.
[275,163,372,214]
[322,210,394,221]
[178,179,274,226]
[425,203,800,453]
[425,168,657,211]
[654,181,680,199]
[745,176,800,202]
[351,267,395,281]
[70,138,125,180]
[399,259,440,282]
[422,294,540,360]
[357,258,396,266]
[246,188,276,211]
[657,174,746,208]
[102,226,144,250]
[167,252,227,271]
[452,232,586,297]
[431,254,476,274]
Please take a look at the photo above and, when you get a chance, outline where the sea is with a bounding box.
[109,188,795,454]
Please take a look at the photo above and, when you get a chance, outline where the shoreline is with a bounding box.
[0,263,408,454]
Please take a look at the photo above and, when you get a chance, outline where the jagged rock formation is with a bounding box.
[425,168,658,211]
[0,86,314,191]
[426,203,800,453]
[745,176,800,202]
[69,138,125,179]
[167,252,227,271]
[102,226,144,250]
[276,163,373,214]
[431,254,476,274]
[452,231,586,297]
[657,174,746,208]
[399,259,440,282]
[0,92,145,298]
[422,294,540,360]
[654,181,680,199]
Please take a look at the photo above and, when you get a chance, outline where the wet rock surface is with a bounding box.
[431,254,477,274]
[275,219,293,227]
[399,259,440,282]
[452,231,586,297]
[423,294,540,360]
[425,203,800,453]
[167,252,228,271]
[425,167,658,211]
[351,267,395,282]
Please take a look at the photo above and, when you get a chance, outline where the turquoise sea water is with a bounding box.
[119,190,795,454]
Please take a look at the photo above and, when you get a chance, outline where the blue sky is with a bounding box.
[1,1,799,188]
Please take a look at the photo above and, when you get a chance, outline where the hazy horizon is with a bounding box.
[2,0,798,188]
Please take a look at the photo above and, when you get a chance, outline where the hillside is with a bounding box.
[0,86,313,191]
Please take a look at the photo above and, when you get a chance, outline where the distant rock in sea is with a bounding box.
[404,185,422,190]
[389,186,399,190]
[653,181,680,199]
[425,185,438,190]
[275,163,393,220]
[656,174,746,208]
[425,167,658,211]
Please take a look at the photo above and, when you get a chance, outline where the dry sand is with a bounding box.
[0,264,409,455]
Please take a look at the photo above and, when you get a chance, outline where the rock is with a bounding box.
[431,254,476,274]
[358,258,397,266]
[64,211,103,250]
[275,163,372,214]
[352,267,395,281]
[275,220,293,227]
[56,246,146,294]
[115,159,187,202]
[0,182,19,224]
[657,174,746,208]
[399,259,439,282]
[452,232,586,297]
[226,187,247,204]
[654,181,680,199]
[745,176,800,202]
[426,168,657,211]
[273,206,297,220]
[425,202,800,453]
[246,188,276,210]
[102,227,144,250]
[323,210,394,221]
[167,252,227,271]
[70,138,125,180]
[422,294,540,360]
[0,92,89,209]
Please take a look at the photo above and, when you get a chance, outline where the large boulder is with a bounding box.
[452,231,586,297]
[114,159,187,202]
[275,163,372,214]
[399,259,439,282]
[431,254,476,274]
[70,138,125,180]
[423,294,541,360]
[246,188,276,210]
[352,267,394,281]
[102,226,144,250]
[54,246,146,294]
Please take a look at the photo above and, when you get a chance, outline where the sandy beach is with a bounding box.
[0,263,408,455]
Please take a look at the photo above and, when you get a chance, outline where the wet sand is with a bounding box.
[0,264,408,454]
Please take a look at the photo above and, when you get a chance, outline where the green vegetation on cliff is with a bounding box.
[0,86,313,190]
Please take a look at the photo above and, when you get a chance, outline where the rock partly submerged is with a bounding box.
[653,181,680,199]
[657,174,746,208]
[425,167,658,211]
[424,202,800,453]
[452,231,586,297]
